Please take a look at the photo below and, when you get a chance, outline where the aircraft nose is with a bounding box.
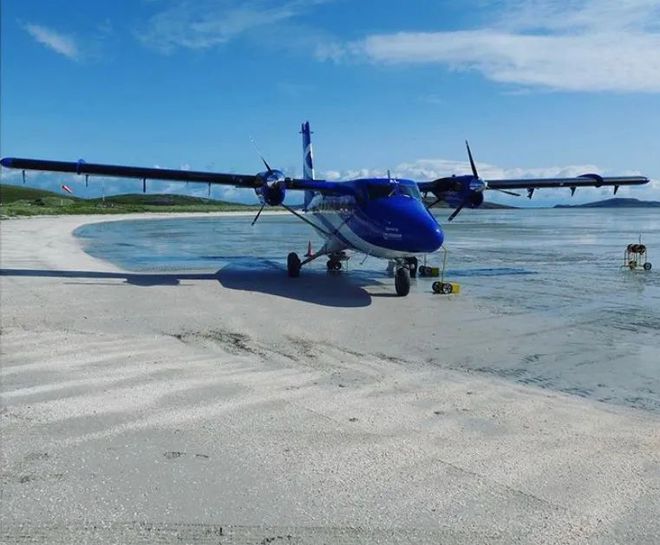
[392,205,444,253]
[412,214,444,253]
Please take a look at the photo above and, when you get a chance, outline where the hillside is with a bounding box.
[0,184,79,204]
[0,184,259,217]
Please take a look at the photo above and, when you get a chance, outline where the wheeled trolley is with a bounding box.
[623,243,652,271]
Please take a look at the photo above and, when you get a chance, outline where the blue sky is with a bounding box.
[1,0,659,206]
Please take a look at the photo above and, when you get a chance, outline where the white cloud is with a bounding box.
[24,24,80,61]
[139,0,329,52]
[321,0,660,93]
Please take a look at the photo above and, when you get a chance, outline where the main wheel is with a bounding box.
[287,252,301,277]
[395,267,411,296]
[644,262,652,271]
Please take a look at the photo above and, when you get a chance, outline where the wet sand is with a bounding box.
[1,214,659,544]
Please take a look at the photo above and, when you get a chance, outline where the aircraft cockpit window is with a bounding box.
[398,184,422,200]
[367,184,395,200]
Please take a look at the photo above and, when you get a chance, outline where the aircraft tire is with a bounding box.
[395,267,411,296]
[644,262,652,271]
[287,252,301,277]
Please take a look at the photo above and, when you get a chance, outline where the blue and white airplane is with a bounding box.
[0,122,650,296]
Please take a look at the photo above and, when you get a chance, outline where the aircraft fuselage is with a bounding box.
[305,177,444,259]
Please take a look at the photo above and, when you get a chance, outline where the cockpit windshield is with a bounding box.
[398,183,422,200]
[367,184,395,200]
[366,182,422,201]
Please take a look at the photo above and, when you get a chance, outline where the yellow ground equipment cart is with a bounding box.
[430,247,461,294]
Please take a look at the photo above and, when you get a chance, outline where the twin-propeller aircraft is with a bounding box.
[0,122,650,296]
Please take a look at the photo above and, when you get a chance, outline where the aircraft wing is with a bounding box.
[485,174,649,192]
[418,173,650,196]
[0,156,356,196]
[0,157,261,187]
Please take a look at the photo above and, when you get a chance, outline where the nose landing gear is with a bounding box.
[395,266,411,296]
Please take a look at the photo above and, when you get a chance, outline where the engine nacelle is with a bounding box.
[255,169,287,206]
[465,190,484,208]
[444,189,484,209]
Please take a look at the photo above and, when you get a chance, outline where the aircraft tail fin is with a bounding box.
[301,121,315,209]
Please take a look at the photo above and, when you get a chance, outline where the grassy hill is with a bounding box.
[0,184,259,217]
[0,184,80,204]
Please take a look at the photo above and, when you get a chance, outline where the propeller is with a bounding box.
[249,139,286,225]
[446,141,480,221]
[446,141,520,221]
[467,140,521,196]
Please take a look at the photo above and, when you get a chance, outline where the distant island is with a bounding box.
[554,198,660,208]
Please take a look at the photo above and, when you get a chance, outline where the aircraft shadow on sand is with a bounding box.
[0,260,376,308]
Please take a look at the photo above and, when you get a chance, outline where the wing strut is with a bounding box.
[281,204,333,237]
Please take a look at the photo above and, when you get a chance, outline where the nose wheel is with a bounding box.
[395,266,411,296]
[327,259,342,271]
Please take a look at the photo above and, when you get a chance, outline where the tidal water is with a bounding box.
[75,208,660,412]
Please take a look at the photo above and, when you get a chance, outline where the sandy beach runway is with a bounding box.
[1,214,659,544]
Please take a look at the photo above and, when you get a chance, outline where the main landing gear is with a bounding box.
[287,252,302,277]
[326,257,343,271]
[287,249,348,277]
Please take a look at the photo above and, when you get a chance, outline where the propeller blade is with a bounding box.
[251,203,266,226]
[425,197,443,210]
[250,136,273,173]
[260,155,272,173]
[448,201,466,222]
[465,140,478,178]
